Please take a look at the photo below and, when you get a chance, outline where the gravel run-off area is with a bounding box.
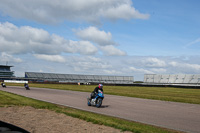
[0,106,131,133]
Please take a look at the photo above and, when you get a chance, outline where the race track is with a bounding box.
[1,86,200,133]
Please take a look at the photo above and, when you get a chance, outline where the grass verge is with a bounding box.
[6,83,200,104]
[0,90,181,133]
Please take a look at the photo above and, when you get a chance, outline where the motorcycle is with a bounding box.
[1,83,6,88]
[24,84,30,90]
[87,90,104,108]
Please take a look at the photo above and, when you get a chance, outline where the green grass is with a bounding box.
[0,90,180,133]
[6,83,200,104]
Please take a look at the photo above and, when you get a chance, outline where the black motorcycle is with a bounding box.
[1,83,6,88]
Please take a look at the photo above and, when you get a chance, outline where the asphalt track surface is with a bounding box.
[1,86,200,133]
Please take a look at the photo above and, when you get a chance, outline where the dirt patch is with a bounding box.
[0,106,131,133]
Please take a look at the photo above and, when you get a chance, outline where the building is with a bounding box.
[144,74,200,84]
[0,65,15,77]
[25,72,134,84]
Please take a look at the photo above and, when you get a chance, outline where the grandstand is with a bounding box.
[25,72,134,84]
[0,65,14,78]
[144,74,200,84]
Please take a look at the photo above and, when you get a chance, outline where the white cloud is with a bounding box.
[0,22,97,55]
[101,1,150,20]
[75,26,127,56]
[100,45,126,56]
[6,54,200,81]
[75,26,115,46]
[103,70,122,75]
[0,22,58,54]
[143,58,166,67]
[34,54,66,63]
[0,22,126,58]
[66,40,98,55]
[0,0,150,24]
[169,61,178,67]
[151,68,166,73]
[67,56,112,73]
[76,41,98,55]
[0,52,22,63]
[129,66,153,74]
[169,61,200,71]
[185,38,200,47]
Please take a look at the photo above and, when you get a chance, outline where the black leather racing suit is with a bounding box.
[90,87,103,99]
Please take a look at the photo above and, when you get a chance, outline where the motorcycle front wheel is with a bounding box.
[96,98,102,108]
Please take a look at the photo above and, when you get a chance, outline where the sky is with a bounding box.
[0,0,200,81]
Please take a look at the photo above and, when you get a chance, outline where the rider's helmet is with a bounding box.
[99,84,103,88]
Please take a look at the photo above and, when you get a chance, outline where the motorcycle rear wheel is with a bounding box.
[87,98,91,106]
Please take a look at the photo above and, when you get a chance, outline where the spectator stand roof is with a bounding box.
[144,74,200,84]
[25,72,134,84]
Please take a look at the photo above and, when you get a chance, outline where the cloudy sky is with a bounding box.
[0,0,200,81]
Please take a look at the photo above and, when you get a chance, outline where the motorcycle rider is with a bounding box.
[24,83,30,90]
[1,82,6,87]
[90,84,103,99]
